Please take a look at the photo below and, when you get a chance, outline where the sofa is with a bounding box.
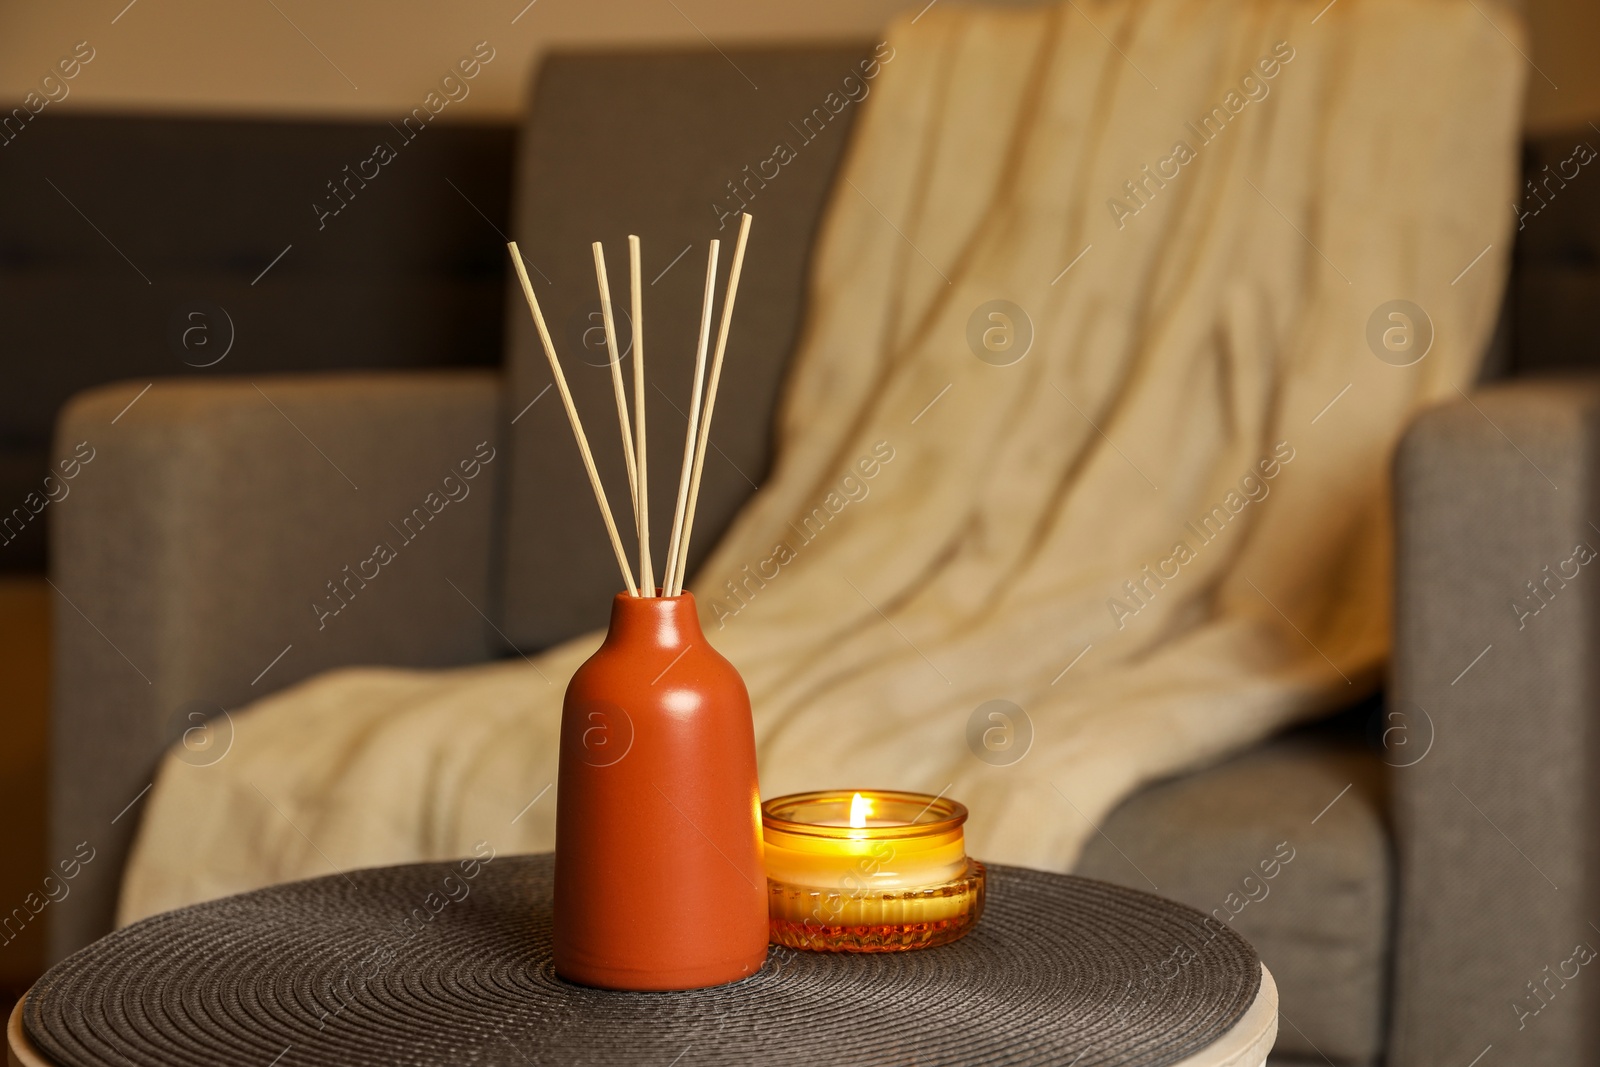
[47,46,1600,1066]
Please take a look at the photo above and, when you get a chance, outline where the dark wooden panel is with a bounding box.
[0,113,515,570]
[1510,129,1600,377]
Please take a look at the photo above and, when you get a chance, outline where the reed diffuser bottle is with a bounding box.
[553,591,768,989]
[507,215,766,989]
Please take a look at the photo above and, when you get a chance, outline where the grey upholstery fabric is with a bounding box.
[500,47,871,649]
[1389,378,1600,1066]
[1077,737,1390,1067]
[48,372,501,960]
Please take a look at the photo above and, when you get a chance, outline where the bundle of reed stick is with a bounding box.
[506,213,752,598]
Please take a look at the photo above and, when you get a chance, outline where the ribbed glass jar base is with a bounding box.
[767,860,986,952]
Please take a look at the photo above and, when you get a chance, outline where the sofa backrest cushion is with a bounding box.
[501,46,871,649]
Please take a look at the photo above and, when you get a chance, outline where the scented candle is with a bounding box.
[761,789,986,952]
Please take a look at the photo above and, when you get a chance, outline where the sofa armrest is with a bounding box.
[47,371,503,960]
[1390,377,1600,1066]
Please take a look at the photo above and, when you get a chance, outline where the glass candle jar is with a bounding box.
[761,789,986,952]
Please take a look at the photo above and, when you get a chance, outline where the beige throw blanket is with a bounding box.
[122,0,1522,923]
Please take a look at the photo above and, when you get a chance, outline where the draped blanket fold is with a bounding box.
[121,0,1523,923]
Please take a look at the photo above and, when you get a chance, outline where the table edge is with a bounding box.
[7,991,51,1067]
[1169,964,1278,1067]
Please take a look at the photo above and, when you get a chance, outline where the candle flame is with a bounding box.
[849,792,873,829]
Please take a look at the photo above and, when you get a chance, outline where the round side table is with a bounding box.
[7,969,1273,1067]
[12,855,1277,1066]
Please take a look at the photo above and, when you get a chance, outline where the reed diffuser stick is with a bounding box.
[591,242,643,588]
[671,213,752,596]
[662,240,721,596]
[508,241,640,596]
[628,235,656,597]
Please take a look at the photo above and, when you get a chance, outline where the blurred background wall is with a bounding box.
[0,1,920,120]
[0,0,1594,132]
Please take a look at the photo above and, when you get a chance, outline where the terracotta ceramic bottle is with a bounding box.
[553,591,769,989]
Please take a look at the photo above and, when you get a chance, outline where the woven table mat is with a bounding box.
[26,854,1259,1066]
